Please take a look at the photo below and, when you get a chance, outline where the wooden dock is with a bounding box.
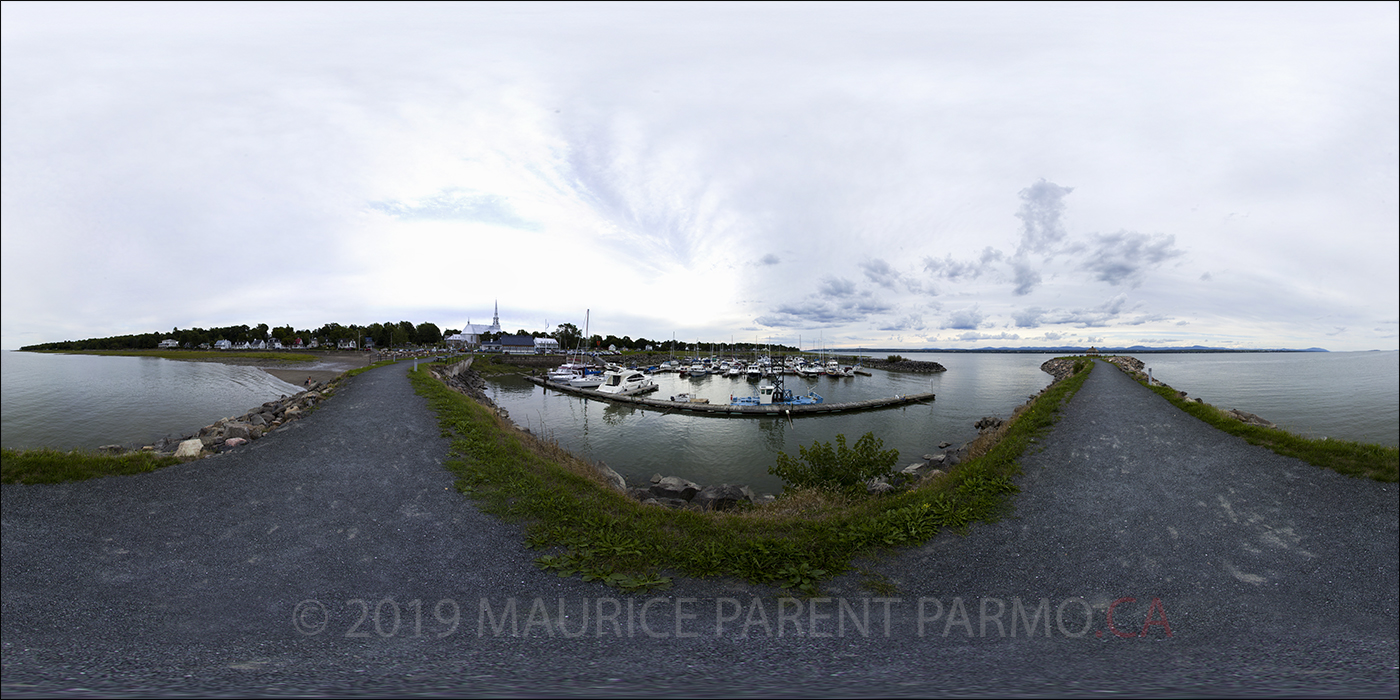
[523,376,934,417]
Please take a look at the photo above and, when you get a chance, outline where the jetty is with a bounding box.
[524,375,933,416]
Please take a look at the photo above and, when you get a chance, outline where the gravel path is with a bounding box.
[3,359,1396,696]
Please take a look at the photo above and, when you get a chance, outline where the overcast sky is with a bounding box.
[3,2,1396,351]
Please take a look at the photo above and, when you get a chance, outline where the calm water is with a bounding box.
[481,351,1400,494]
[2,350,302,450]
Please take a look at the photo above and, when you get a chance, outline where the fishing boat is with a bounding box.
[730,372,823,406]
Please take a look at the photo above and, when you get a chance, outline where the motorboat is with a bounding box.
[596,368,658,396]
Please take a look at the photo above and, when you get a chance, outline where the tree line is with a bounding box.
[21,321,445,352]
[21,319,798,354]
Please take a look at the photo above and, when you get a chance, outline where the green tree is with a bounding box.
[768,432,899,495]
[416,322,442,345]
[553,323,581,350]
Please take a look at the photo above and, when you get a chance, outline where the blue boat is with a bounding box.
[731,375,823,406]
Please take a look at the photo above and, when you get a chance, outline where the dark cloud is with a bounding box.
[817,276,858,297]
[1011,259,1041,296]
[1080,231,1184,287]
[755,295,895,328]
[877,313,926,332]
[369,189,540,230]
[1012,306,1046,328]
[942,306,985,330]
[923,247,1003,282]
[859,258,901,289]
[1015,179,1074,256]
[759,253,781,266]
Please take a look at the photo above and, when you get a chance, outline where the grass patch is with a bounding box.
[35,349,314,363]
[409,359,1094,595]
[2,448,182,484]
[1119,366,1397,482]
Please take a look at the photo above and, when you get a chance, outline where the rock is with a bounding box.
[975,416,1004,432]
[692,484,751,511]
[650,473,663,484]
[98,444,124,454]
[865,477,896,495]
[200,433,222,447]
[249,414,268,427]
[174,439,203,459]
[920,469,947,484]
[627,487,654,502]
[939,441,952,448]
[592,462,627,492]
[655,497,690,509]
[901,463,925,476]
[225,423,253,440]
[928,453,947,464]
[223,437,248,447]
[649,476,701,501]
[1226,409,1276,428]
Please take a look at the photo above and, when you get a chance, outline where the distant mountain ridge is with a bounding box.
[846,345,1329,354]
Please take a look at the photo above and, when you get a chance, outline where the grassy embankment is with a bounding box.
[33,348,316,363]
[1108,360,1398,482]
[408,356,1095,594]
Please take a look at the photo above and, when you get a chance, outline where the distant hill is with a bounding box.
[845,346,1329,354]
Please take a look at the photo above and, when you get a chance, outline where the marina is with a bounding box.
[524,374,934,416]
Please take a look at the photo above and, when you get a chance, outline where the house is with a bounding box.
[533,337,560,354]
[338,339,358,350]
[500,334,536,355]
[158,338,180,349]
[214,339,233,350]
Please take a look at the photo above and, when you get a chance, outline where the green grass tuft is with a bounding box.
[2,448,182,484]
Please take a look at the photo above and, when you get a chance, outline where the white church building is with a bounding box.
[444,302,503,350]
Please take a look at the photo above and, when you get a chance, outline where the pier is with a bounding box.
[524,375,934,416]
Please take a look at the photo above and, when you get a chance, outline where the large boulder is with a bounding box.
[174,439,203,459]
[224,422,253,440]
[592,462,627,492]
[649,476,701,501]
[692,484,751,511]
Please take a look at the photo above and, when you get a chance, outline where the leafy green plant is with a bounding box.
[768,431,899,494]
[885,355,906,363]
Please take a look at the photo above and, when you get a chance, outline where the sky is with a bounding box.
[3,2,1397,352]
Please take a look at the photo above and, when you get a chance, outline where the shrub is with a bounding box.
[885,355,905,363]
[768,432,899,494]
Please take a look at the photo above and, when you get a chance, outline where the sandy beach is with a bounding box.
[186,351,378,387]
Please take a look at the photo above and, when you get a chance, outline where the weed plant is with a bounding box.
[409,360,1094,595]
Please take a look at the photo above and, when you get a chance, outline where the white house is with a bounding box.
[533,337,560,354]
[214,339,233,350]
[158,338,180,349]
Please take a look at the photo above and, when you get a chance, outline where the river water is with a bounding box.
[2,351,302,451]
[4,350,1395,494]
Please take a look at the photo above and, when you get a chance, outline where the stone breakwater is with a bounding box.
[1040,355,1277,429]
[97,380,336,459]
[853,358,948,373]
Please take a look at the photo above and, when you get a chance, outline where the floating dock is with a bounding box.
[524,376,933,417]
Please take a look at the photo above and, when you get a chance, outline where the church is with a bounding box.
[444,302,503,350]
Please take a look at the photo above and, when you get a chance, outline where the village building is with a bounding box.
[445,301,504,350]
[158,338,180,349]
[500,334,537,355]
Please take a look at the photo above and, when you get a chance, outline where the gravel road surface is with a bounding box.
[3,359,1396,696]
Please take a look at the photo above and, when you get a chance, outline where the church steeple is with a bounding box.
[490,300,501,333]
